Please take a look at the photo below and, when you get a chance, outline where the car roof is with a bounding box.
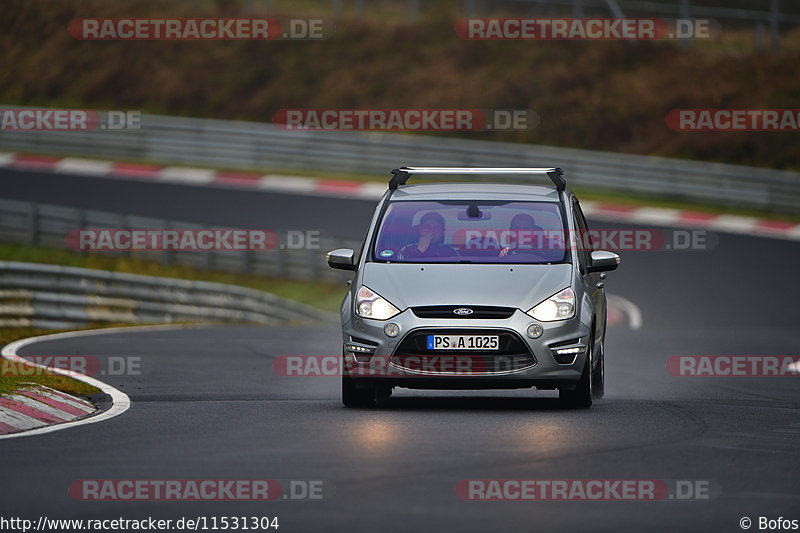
[387,182,564,202]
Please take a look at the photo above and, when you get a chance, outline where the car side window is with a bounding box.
[571,201,592,271]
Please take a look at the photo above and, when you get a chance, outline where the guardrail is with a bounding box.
[0,198,359,284]
[0,261,337,329]
[1,110,798,214]
[279,0,800,46]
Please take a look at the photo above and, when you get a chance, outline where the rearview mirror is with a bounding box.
[587,250,620,273]
[327,248,356,271]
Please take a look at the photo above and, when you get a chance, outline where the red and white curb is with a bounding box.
[0,327,135,440]
[2,152,798,241]
[577,203,800,242]
[0,383,96,435]
[0,152,386,201]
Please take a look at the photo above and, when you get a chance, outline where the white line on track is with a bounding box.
[0,324,208,440]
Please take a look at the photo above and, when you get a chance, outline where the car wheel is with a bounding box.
[559,335,593,409]
[591,340,605,400]
[341,350,391,408]
[341,375,377,408]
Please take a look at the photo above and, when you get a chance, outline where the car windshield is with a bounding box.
[372,200,567,264]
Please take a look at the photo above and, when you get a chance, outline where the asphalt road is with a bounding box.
[1,169,799,532]
[0,169,376,239]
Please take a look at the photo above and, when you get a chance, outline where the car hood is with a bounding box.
[360,262,573,310]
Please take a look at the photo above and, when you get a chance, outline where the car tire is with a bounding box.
[341,375,377,408]
[591,340,605,400]
[341,350,391,408]
[559,335,593,409]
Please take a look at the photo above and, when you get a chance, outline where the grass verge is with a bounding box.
[1,328,102,396]
[0,360,102,397]
[0,243,348,312]
[0,241,348,397]
[0,238,349,401]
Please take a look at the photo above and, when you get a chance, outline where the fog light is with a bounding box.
[527,323,543,338]
[346,344,373,353]
[384,322,400,337]
[555,347,582,355]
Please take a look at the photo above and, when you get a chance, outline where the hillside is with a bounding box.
[2,0,799,170]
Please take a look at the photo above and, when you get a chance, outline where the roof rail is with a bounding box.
[389,167,566,191]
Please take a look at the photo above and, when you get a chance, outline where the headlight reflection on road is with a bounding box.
[516,423,570,455]
[349,419,400,455]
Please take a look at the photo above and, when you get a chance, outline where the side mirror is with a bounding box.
[587,250,620,273]
[327,248,356,271]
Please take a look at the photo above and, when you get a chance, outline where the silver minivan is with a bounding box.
[327,168,620,408]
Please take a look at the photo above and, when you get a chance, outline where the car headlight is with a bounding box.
[526,287,575,322]
[355,286,400,320]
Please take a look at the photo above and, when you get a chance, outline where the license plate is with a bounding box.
[426,334,500,350]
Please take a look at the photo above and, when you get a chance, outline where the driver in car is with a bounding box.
[398,212,460,260]
[499,213,545,257]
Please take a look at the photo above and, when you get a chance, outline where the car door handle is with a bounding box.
[596,282,604,289]
[600,272,607,279]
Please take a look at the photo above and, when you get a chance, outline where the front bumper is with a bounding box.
[341,308,591,390]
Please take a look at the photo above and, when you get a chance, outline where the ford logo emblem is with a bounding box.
[453,308,474,316]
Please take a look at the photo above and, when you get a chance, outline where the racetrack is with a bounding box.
[1,168,799,532]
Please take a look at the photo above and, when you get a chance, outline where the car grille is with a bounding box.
[390,328,536,375]
[411,306,516,319]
